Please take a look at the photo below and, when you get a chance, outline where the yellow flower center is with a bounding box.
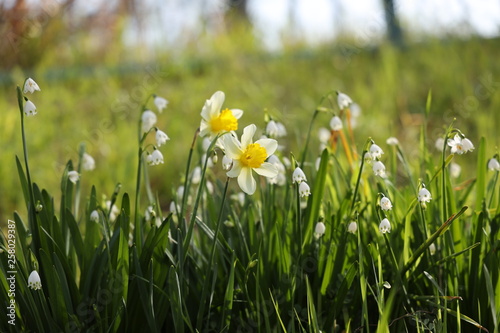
[210,109,238,132]
[240,143,267,168]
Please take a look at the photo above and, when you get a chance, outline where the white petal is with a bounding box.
[241,124,257,148]
[227,160,242,178]
[255,138,278,157]
[254,162,278,177]
[222,134,242,160]
[238,167,256,195]
[231,108,244,119]
[210,91,225,114]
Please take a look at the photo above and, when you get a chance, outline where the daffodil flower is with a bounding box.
[68,171,80,184]
[23,78,41,94]
[447,134,474,154]
[337,91,352,110]
[314,222,326,239]
[28,270,42,290]
[154,95,168,113]
[24,100,37,116]
[292,167,307,184]
[379,218,391,234]
[380,196,392,211]
[222,124,278,195]
[141,110,157,133]
[155,129,170,146]
[348,221,358,234]
[200,91,243,139]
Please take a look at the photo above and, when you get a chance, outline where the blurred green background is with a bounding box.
[1,0,500,224]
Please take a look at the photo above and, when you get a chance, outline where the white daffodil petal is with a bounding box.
[223,135,243,160]
[254,162,278,178]
[231,108,244,119]
[211,91,225,116]
[255,138,278,157]
[238,167,256,195]
[241,124,257,148]
[227,160,242,178]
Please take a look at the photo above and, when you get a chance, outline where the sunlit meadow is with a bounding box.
[1,65,499,332]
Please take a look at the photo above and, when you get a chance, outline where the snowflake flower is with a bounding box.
[380,196,392,211]
[292,167,307,184]
[314,222,326,239]
[418,188,432,203]
[447,134,474,154]
[24,100,37,116]
[337,91,353,109]
[372,161,386,177]
[90,210,99,222]
[266,120,287,138]
[155,129,170,146]
[82,153,95,171]
[200,91,243,139]
[222,124,278,195]
[386,137,399,146]
[23,78,41,94]
[147,149,164,166]
[68,171,80,184]
[154,95,168,113]
[369,143,384,160]
[329,116,343,131]
[379,218,391,234]
[488,158,500,171]
[299,182,311,197]
[28,270,42,290]
[348,221,358,234]
[141,110,157,133]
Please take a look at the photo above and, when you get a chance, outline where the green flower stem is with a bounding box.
[134,145,144,252]
[180,128,200,234]
[74,143,85,217]
[17,86,39,253]
[195,176,230,330]
[300,109,319,167]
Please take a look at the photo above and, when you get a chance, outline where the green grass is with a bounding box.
[1,33,500,332]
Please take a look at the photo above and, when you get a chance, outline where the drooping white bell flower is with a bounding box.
[372,161,386,177]
[82,153,95,171]
[23,100,37,116]
[337,91,353,110]
[488,157,500,171]
[90,210,99,222]
[379,218,391,234]
[369,143,384,160]
[68,171,80,184]
[299,182,311,197]
[141,110,157,133]
[23,78,41,94]
[386,137,399,146]
[447,134,474,154]
[348,221,358,234]
[418,188,432,203]
[155,129,170,146]
[28,270,42,290]
[314,222,326,239]
[329,116,343,131]
[154,95,168,113]
[380,197,393,211]
[147,149,164,166]
[292,167,307,184]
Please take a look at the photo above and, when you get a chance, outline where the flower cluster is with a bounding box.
[22,78,40,117]
[293,167,311,198]
[141,94,170,166]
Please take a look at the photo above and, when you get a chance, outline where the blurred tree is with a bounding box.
[225,0,251,28]
[382,0,404,46]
